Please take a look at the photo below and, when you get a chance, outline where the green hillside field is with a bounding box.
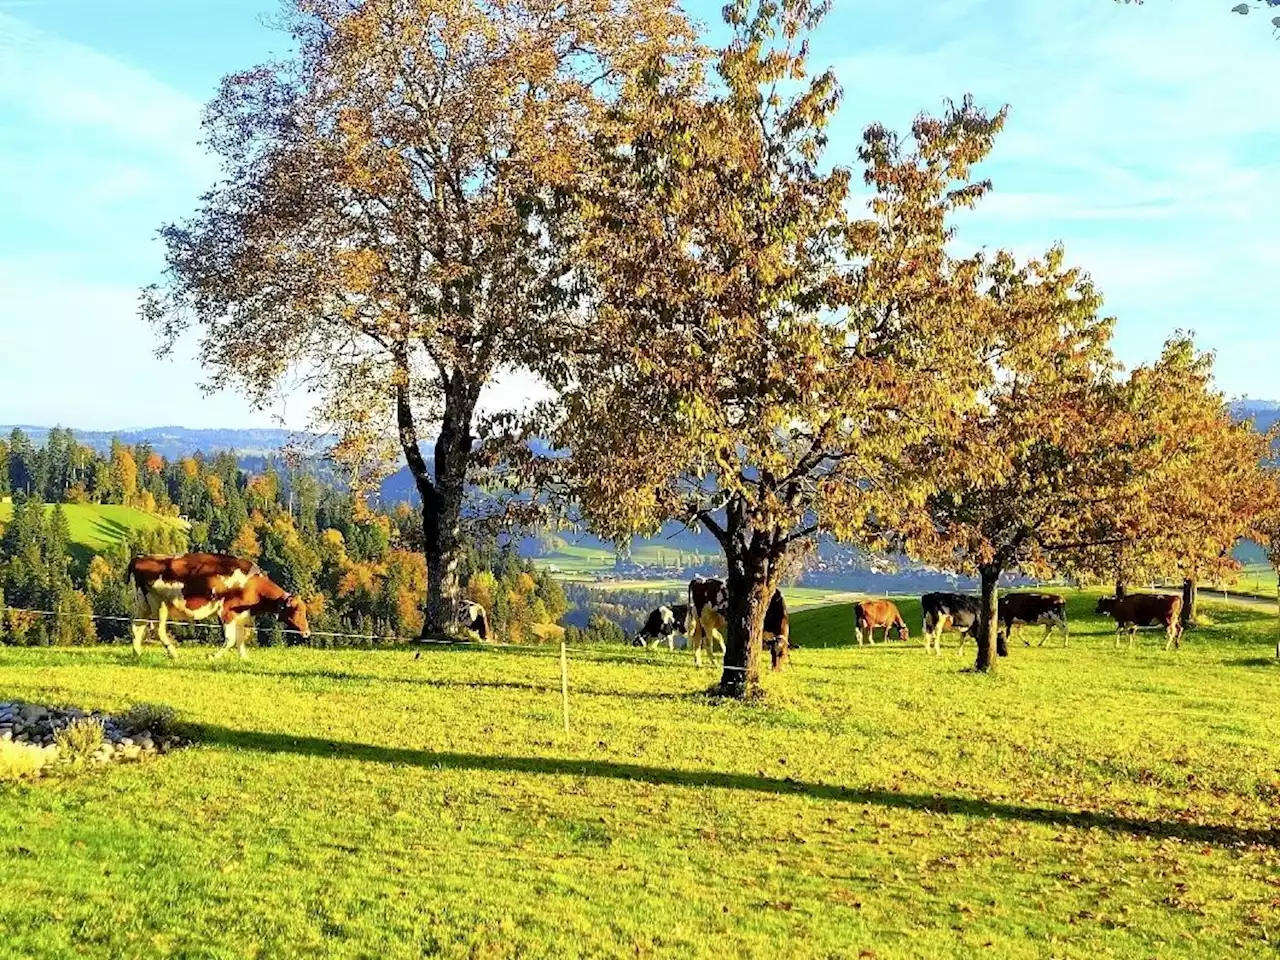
[0,502,186,553]
[2,591,1279,957]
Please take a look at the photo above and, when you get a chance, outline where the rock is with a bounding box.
[138,737,155,752]
[19,705,47,723]
[119,737,134,748]
[0,729,12,742]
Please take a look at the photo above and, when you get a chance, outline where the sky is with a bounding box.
[0,0,1276,431]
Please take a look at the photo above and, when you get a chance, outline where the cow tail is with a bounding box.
[125,557,145,596]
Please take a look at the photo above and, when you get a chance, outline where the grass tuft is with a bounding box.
[53,717,104,764]
[121,702,177,738]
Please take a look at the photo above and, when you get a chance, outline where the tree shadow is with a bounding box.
[166,664,709,703]
[185,723,1279,850]
[1222,657,1280,668]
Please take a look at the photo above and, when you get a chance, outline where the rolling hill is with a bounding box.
[0,502,186,555]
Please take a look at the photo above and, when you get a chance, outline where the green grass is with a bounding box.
[1223,564,1279,601]
[2,592,1280,957]
[0,502,185,553]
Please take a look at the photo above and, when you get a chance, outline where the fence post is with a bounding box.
[560,641,571,733]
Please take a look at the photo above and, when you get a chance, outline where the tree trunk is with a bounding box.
[1180,578,1197,629]
[974,564,1001,673]
[711,495,783,699]
[398,372,477,641]
[718,548,771,699]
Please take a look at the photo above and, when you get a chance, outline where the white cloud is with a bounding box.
[819,0,1280,395]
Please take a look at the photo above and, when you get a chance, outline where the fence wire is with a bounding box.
[0,605,751,672]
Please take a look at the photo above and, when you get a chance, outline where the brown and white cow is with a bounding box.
[687,577,790,670]
[852,599,909,646]
[1095,593,1182,650]
[128,553,310,660]
[998,592,1068,647]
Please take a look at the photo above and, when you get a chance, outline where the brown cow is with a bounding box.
[1095,593,1182,650]
[998,592,1068,647]
[128,553,310,660]
[852,599,909,646]
[687,576,790,670]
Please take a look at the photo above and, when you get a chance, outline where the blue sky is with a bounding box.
[0,0,1276,430]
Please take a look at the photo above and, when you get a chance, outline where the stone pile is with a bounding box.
[0,700,185,774]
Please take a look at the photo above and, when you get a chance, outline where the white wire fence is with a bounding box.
[0,605,754,732]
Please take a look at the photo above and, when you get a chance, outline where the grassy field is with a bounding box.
[0,502,185,553]
[1225,564,1279,601]
[2,592,1279,958]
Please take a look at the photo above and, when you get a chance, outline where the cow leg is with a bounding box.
[130,594,152,657]
[156,605,179,660]
[213,619,238,660]
[236,619,250,660]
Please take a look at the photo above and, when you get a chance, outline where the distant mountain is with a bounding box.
[1,425,329,460]
[1231,399,1280,435]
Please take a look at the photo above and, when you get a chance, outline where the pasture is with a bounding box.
[1,592,1279,958]
[0,502,185,554]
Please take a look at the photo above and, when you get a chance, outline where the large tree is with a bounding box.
[142,0,690,638]
[1069,336,1275,626]
[519,0,1006,697]
[898,247,1129,673]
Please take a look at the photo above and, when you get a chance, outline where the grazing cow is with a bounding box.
[456,600,490,641]
[632,604,691,650]
[128,553,310,660]
[687,577,790,670]
[1096,593,1183,650]
[852,599,909,646]
[920,592,981,656]
[998,592,1069,647]
[412,600,491,659]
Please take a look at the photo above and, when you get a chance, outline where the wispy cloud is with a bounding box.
[819,0,1279,385]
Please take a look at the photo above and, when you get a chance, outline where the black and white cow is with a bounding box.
[632,603,691,650]
[920,591,981,656]
[688,577,790,670]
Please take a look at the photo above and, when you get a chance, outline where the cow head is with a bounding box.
[896,621,910,642]
[280,593,311,639]
[1095,596,1116,616]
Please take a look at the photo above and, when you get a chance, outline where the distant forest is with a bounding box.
[0,427,584,647]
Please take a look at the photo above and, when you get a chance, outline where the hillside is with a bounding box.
[0,502,185,553]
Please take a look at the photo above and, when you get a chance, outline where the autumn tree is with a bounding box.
[1068,336,1275,626]
[142,0,692,637]
[898,248,1128,672]
[516,0,1006,696]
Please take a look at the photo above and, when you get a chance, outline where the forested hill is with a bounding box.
[0,426,325,460]
[11,399,1278,559]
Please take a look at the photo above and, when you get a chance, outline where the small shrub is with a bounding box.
[122,703,177,738]
[0,740,46,781]
[54,718,105,764]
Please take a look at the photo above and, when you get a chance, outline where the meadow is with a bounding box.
[0,502,185,554]
[1,592,1279,958]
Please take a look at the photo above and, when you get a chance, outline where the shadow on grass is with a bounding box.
[186,722,1279,850]
[1222,657,1280,668]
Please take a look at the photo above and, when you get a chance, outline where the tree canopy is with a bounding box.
[142,0,693,636]
[517,0,1013,695]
